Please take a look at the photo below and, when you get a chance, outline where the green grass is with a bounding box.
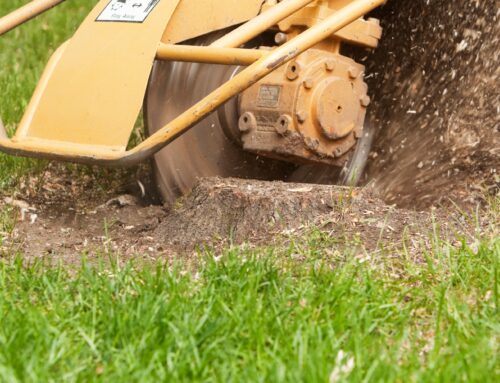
[0,2,499,382]
[0,236,498,382]
[0,0,96,187]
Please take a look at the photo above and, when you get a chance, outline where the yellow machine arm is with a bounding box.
[0,0,385,166]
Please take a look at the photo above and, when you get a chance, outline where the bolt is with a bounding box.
[303,78,314,89]
[333,147,344,157]
[360,95,371,107]
[296,110,308,123]
[348,66,360,79]
[325,60,335,72]
[274,32,288,45]
[305,137,320,151]
[275,114,293,136]
[238,112,257,133]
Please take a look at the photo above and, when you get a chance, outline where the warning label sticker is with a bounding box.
[257,85,282,108]
[96,0,161,23]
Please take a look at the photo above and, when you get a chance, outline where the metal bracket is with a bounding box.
[0,0,385,167]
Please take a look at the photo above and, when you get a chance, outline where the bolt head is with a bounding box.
[274,32,288,45]
[303,78,314,89]
[296,110,308,123]
[360,95,371,107]
[334,147,344,157]
[305,137,320,151]
[348,67,360,79]
[325,60,335,71]
[354,127,364,139]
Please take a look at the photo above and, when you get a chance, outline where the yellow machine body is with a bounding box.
[0,0,385,166]
[17,0,180,150]
[162,0,264,44]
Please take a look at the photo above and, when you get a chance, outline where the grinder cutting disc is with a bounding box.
[144,32,295,203]
[145,32,373,203]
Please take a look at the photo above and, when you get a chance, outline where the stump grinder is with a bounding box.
[0,0,387,202]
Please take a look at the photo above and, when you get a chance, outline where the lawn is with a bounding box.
[0,1,499,382]
[0,236,498,383]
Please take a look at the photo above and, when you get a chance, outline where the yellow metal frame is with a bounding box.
[156,44,266,66]
[0,0,385,167]
[0,0,66,36]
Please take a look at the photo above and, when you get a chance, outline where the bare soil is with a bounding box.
[1,0,498,261]
[1,166,493,264]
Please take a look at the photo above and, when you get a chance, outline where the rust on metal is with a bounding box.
[239,48,370,165]
[0,0,385,167]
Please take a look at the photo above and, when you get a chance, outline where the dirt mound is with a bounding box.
[154,178,434,251]
[363,0,499,208]
[2,174,482,263]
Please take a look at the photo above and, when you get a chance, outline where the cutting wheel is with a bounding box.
[145,31,373,203]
